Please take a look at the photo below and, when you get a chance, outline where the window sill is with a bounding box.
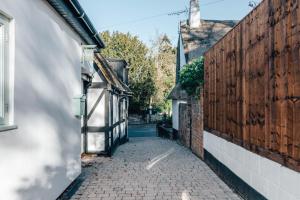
[0,125,18,132]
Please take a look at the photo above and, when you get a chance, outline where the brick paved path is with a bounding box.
[65,137,241,200]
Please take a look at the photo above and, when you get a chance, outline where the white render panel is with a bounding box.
[172,100,178,130]
[172,100,187,130]
[87,132,105,152]
[113,94,119,142]
[0,0,84,200]
[87,88,105,127]
[204,131,300,200]
[120,101,126,139]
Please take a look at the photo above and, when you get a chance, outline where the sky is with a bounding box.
[78,0,262,46]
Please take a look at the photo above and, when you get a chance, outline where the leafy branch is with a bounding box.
[179,57,204,97]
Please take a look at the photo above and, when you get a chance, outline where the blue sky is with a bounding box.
[78,0,261,46]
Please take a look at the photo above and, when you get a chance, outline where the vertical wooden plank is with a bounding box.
[220,40,226,134]
[264,0,272,152]
[242,15,250,149]
[286,0,296,158]
[249,8,254,148]
[203,0,300,170]
[292,0,300,161]
[204,52,209,129]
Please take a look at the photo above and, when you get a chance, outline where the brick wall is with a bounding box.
[191,93,204,159]
[178,93,204,159]
[178,103,191,148]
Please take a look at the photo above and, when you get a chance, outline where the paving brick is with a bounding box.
[61,137,241,200]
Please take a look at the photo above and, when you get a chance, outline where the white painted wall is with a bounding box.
[113,94,119,142]
[0,1,84,199]
[86,88,106,153]
[204,131,300,200]
[172,100,187,130]
[120,100,126,139]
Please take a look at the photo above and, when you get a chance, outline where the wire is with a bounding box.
[202,0,225,6]
[99,0,227,29]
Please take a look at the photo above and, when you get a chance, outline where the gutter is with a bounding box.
[46,0,105,49]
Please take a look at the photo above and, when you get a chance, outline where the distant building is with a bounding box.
[168,0,237,136]
[82,54,131,155]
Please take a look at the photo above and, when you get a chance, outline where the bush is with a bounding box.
[179,57,204,97]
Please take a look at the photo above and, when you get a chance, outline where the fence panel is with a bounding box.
[204,0,300,172]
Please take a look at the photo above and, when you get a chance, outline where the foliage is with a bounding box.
[150,34,176,113]
[100,31,156,112]
[179,57,204,97]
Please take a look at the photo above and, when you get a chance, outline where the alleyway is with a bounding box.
[62,126,241,200]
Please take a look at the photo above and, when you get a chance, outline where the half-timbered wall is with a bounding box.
[112,94,119,143]
[120,100,127,140]
[86,88,106,153]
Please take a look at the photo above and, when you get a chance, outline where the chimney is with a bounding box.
[189,0,201,28]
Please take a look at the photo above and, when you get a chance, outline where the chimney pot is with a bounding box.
[189,0,201,28]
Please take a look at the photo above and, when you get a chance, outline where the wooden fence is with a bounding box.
[204,0,300,172]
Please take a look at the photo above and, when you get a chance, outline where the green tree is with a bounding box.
[150,34,176,114]
[100,31,156,112]
[179,57,204,97]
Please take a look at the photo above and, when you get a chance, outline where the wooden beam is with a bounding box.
[90,82,107,89]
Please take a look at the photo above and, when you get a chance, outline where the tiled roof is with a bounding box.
[180,19,238,62]
[94,53,132,94]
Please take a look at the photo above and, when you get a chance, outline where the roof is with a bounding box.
[167,84,188,100]
[94,53,132,95]
[46,0,105,49]
[170,19,238,100]
[106,58,129,68]
[180,19,238,62]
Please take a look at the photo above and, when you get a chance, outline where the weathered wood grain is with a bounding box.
[204,0,300,172]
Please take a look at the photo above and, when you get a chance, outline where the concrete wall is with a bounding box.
[0,0,84,199]
[204,131,300,200]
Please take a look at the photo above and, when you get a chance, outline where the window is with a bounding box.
[81,45,96,74]
[0,14,10,126]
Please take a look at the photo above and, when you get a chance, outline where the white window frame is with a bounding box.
[81,45,96,74]
[0,11,16,132]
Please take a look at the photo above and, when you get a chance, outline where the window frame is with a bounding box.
[0,10,16,132]
[81,45,96,74]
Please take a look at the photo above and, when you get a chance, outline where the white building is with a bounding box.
[0,0,130,199]
[168,0,237,137]
[82,54,131,155]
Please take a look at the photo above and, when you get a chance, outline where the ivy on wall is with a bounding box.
[179,57,204,97]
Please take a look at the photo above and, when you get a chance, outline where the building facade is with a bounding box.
[0,0,130,199]
[169,0,237,137]
[82,54,131,155]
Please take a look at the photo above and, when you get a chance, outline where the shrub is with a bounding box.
[179,57,204,97]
